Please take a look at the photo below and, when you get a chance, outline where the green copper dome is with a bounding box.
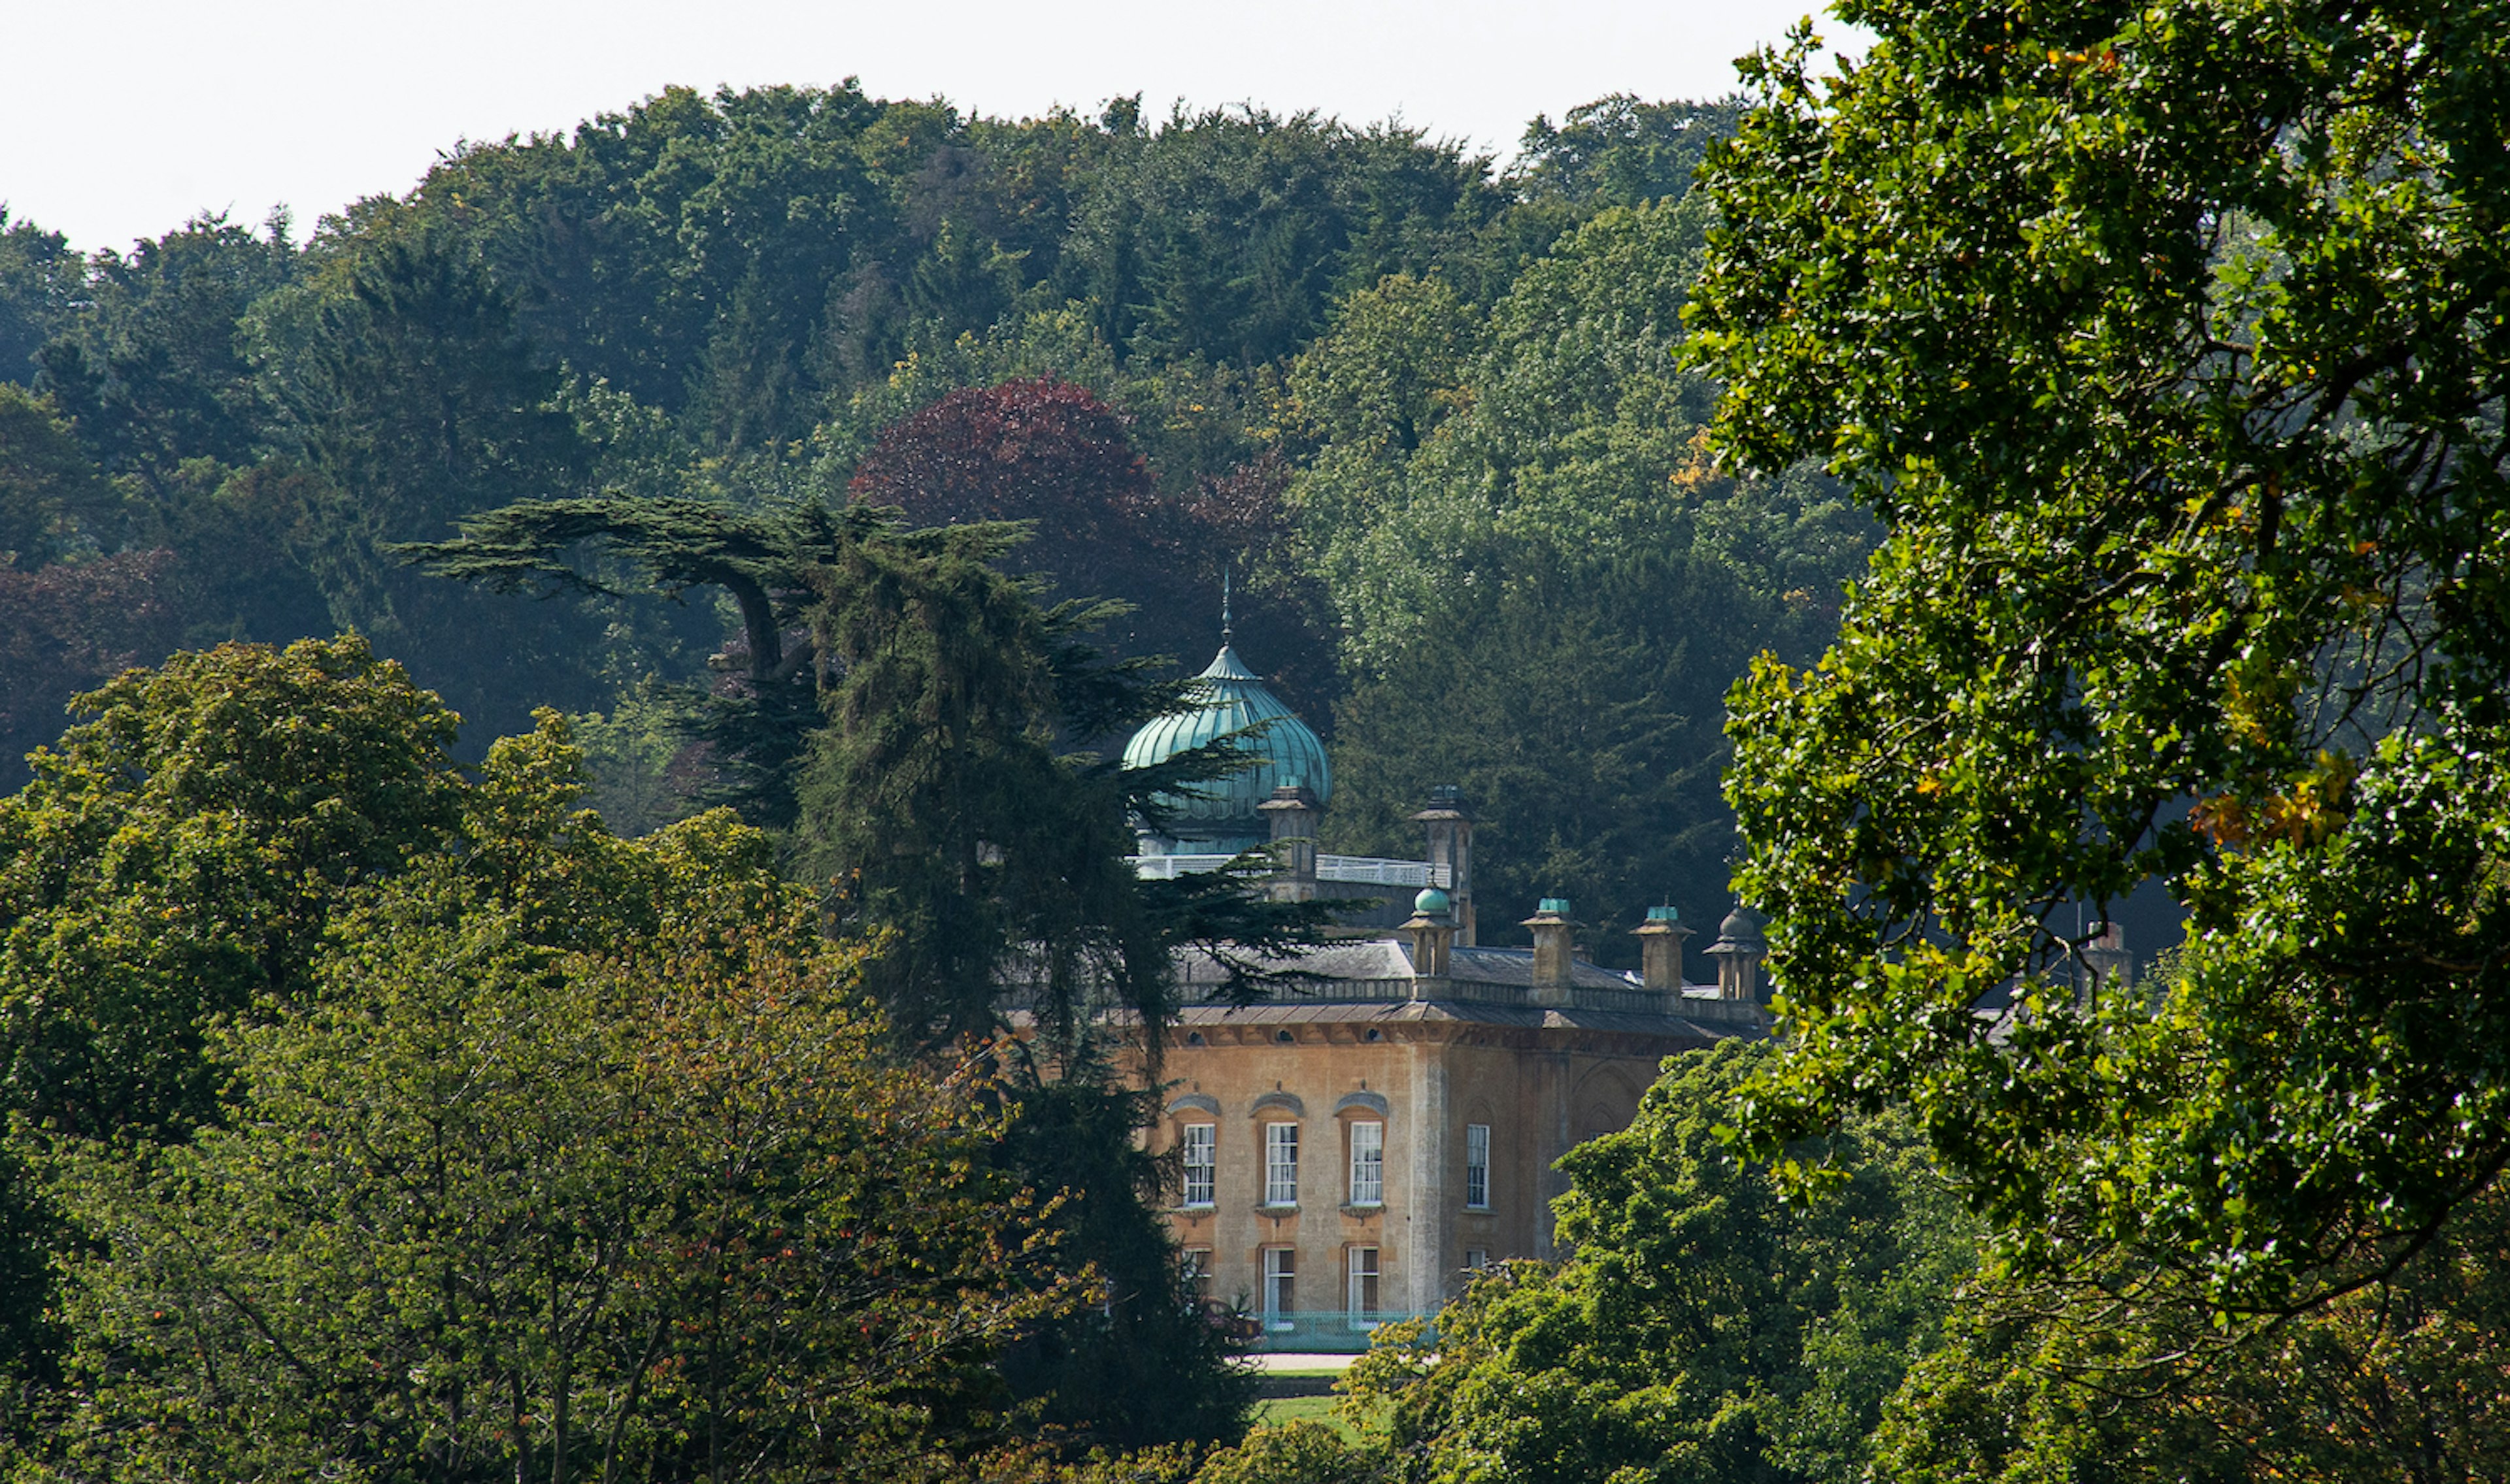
[1122,644,1331,846]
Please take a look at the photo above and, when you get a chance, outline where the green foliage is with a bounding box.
[1875,1186,2510,1482]
[0,386,116,569]
[792,511,1166,1042]
[568,680,701,839]
[1193,1422,1386,1484]
[1048,108,1505,374]
[0,211,82,386]
[389,89,1510,451]
[1282,273,1475,506]
[1689,0,2510,1310]
[0,636,465,1142]
[267,234,612,736]
[1298,197,1866,664]
[1340,1042,1974,1484]
[1513,95,1750,211]
[405,493,889,828]
[1324,547,1775,958]
[409,82,898,443]
[35,212,292,511]
[0,636,466,1398]
[0,550,197,790]
[1295,204,1867,940]
[22,742,1082,1482]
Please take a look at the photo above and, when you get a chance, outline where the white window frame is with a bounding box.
[1464,1123,1491,1210]
[1263,1247,1295,1328]
[1347,1246,1380,1327]
[1182,1247,1213,1304]
[1263,1122,1299,1207]
[1180,1123,1216,1208]
[1347,1119,1384,1207]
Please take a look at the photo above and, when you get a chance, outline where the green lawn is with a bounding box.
[1250,1393,1354,1436]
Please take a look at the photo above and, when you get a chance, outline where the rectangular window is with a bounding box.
[1347,1247,1380,1327]
[1182,1247,1213,1306]
[1348,1120,1384,1206]
[1264,1248,1296,1328]
[1465,1123,1491,1210]
[1464,1248,1488,1273]
[1181,1123,1216,1208]
[1264,1123,1299,1206]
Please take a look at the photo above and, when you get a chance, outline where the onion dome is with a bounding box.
[1712,904,1765,950]
[1414,885,1452,917]
[1122,643,1331,849]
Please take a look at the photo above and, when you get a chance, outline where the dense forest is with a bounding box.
[0,81,1871,1479]
[7,0,2509,1476]
[0,86,1836,947]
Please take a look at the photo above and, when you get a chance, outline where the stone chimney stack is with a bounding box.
[1524,897,1576,1007]
[1704,904,1767,1002]
[1258,780,1321,903]
[2083,921,2132,995]
[1633,906,1693,993]
[1411,785,1477,946]
[1403,886,1456,992]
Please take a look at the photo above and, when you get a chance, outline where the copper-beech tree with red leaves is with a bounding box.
[847,378,1333,710]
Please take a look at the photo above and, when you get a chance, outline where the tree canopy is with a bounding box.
[1292,200,1869,945]
[24,717,1084,1483]
[0,636,465,1145]
[1199,1042,1973,1484]
[1689,0,2510,1311]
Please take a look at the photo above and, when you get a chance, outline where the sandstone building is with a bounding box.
[1121,632,1772,1343]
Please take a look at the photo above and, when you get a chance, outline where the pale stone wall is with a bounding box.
[1146,1009,1712,1326]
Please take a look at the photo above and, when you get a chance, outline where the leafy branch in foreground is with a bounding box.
[1688,0,2510,1311]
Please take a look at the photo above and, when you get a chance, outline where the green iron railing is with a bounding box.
[1241,1310,1422,1353]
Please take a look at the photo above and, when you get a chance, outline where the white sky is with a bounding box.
[2,0,1862,256]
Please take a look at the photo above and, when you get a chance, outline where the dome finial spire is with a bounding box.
[1221,567,1233,646]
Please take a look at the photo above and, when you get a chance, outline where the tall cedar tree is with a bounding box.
[407,494,1325,1038]
[408,494,1314,1454]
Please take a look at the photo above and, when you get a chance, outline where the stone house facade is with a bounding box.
[1120,633,1772,1339]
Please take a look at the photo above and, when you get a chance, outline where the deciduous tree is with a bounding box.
[1690,0,2510,1311]
[1294,207,1866,942]
[26,725,1079,1483]
[0,636,465,1143]
[0,636,466,1399]
[1875,1187,2510,1483]
[1339,1042,1973,1484]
